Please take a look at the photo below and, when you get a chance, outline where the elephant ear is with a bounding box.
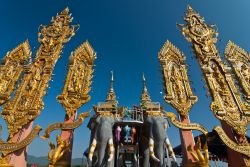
[87,117,97,130]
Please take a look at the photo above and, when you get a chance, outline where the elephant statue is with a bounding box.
[87,114,115,167]
[140,113,177,167]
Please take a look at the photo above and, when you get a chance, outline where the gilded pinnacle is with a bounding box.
[184,5,204,24]
[141,73,151,104]
[106,71,117,104]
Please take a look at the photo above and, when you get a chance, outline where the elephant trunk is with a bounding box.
[88,138,97,162]
[149,138,160,162]
[165,137,176,162]
[107,138,115,162]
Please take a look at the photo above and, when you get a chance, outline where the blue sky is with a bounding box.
[0,0,250,158]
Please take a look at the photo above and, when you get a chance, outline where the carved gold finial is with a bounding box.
[106,71,117,105]
[141,73,151,105]
[51,7,73,26]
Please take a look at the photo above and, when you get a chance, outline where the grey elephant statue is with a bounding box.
[140,112,177,167]
[87,112,115,167]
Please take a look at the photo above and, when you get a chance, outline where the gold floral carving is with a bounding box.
[164,112,208,135]
[57,41,96,118]
[158,40,198,117]
[0,40,31,105]
[214,126,250,157]
[179,5,250,137]
[225,41,250,102]
[40,111,91,140]
[1,8,78,138]
[0,125,42,156]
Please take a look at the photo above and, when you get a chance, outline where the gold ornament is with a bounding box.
[0,40,31,105]
[0,125,42,156]
[158,40,198,117]
[213,126,250,157]
[40,111,91,140]
[163,111,208,135]
[48,135,70,166]
[179,5,250,137]
[187,137,209,167]
[225,41,250,102]
[0,155,13,167]
[57,41,96,118]
[1,8,78,138]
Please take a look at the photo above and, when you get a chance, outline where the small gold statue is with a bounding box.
[48,135,70,166]
[187,137,209,167]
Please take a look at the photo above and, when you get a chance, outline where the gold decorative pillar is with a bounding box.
[0,8,78,167]
[158,40,198,166]
[55,41,96,166]
[179,5,250,166]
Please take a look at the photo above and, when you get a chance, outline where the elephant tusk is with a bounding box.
[165,138,177,162]
[149,138,160,162]
[88,138,97,162]
[108,138,115,162]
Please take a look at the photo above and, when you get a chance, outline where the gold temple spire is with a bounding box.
[106,71,117,104]
[141,73,151,105]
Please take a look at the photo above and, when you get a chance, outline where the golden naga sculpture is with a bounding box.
[178,5,250,138]
[1,7,78,138]
[0,125,42,156]
[0,125,42,166]
[158,40,198,117]
[41,111,91,140]
[163,111,208,135]
[41,112,90,166]
[225,41,250,102]
[57,41,96,118]
[48,135,70,167]
[213,126,250,157]
[187,137,209,167]
[0,40,31,105]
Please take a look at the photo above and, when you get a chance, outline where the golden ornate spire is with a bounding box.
[141,74,151,105]
[106,71,117,105]
[180,5,250,137]
[1,7,78,138]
